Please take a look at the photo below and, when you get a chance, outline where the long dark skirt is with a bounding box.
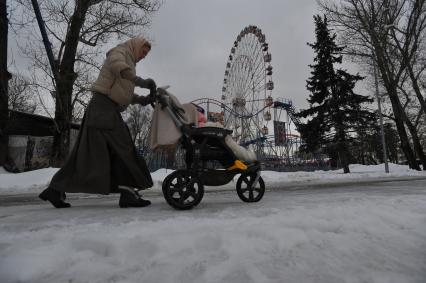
[49,93,153,194]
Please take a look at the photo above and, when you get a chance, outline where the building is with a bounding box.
[5,110,80,172]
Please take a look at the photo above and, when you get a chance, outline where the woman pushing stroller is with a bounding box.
[39,37,156,208]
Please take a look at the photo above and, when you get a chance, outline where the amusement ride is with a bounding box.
[192,25,302,168]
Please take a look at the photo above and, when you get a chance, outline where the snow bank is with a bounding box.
[1,164,425,195]
[261,163,426,186]
[0,168,59,195]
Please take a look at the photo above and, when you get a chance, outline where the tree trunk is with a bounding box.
[373,46,421,171]
[338,144,350,173]
[0,0,11,166]
[360,146,365,165]
[407,65,426,118]
[388,90,420,170]
[341,152,350,173]
[336,127,350,173]
[402,111,426,170]
[51,0,90,167]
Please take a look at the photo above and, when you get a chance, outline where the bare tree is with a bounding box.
[8,73,37,113]
[12,0,161,166]
[125,104,153,153]
[387,0,426,116]
[319,0,425,170]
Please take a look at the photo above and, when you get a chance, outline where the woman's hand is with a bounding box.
[144,78,157,92]
[133,95,153,106]
[134,77,156,91]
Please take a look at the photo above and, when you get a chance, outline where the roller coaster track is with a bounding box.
[192,98,302,147]
[273,100,301,130]
[191,98,301,128]
[191,98,270,120]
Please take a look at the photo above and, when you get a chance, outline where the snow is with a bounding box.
[0,164,426,283]
[0,168,58,195]
[261,163,426,186]
[0,163,425,195]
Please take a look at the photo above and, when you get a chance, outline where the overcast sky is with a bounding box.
[8,0,330,111]
[139,0,320,109]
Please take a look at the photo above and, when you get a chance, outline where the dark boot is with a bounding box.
[39,187,71,208]
[119,187,151,208]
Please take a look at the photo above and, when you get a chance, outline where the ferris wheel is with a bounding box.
[221,25,274,153]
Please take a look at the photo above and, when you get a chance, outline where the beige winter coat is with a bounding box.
[91,38,147,110]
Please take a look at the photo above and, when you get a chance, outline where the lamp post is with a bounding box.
[373,59,389,173]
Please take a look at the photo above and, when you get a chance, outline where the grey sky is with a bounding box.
[8,0,323,111]
[139,0,320,110]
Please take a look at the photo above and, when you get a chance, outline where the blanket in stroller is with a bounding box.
[149,92,198,149]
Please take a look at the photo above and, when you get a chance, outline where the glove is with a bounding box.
[134,95,153,106]
[145,78,157,92]
[134,77,156,92]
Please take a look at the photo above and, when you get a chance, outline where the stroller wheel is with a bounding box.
[162,170,204,210]
[236,173,265,202]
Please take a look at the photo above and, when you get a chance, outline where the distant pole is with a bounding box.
[207,100,210,121]
[373,59,389,173]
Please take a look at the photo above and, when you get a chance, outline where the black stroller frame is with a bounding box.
[153,89,265,210]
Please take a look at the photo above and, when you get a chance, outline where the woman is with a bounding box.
[39,37,156,208]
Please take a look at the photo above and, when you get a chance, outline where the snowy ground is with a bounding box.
[1,164,426,283]
[1,163,425,195]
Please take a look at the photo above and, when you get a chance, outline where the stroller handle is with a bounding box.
[148,87,187,132]
[149,87,170,109]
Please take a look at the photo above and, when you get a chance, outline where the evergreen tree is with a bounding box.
[297,15,374,173]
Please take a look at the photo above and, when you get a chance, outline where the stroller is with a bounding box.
[151,87,265,210]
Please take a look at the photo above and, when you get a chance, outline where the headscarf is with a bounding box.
[123,37,149,60]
